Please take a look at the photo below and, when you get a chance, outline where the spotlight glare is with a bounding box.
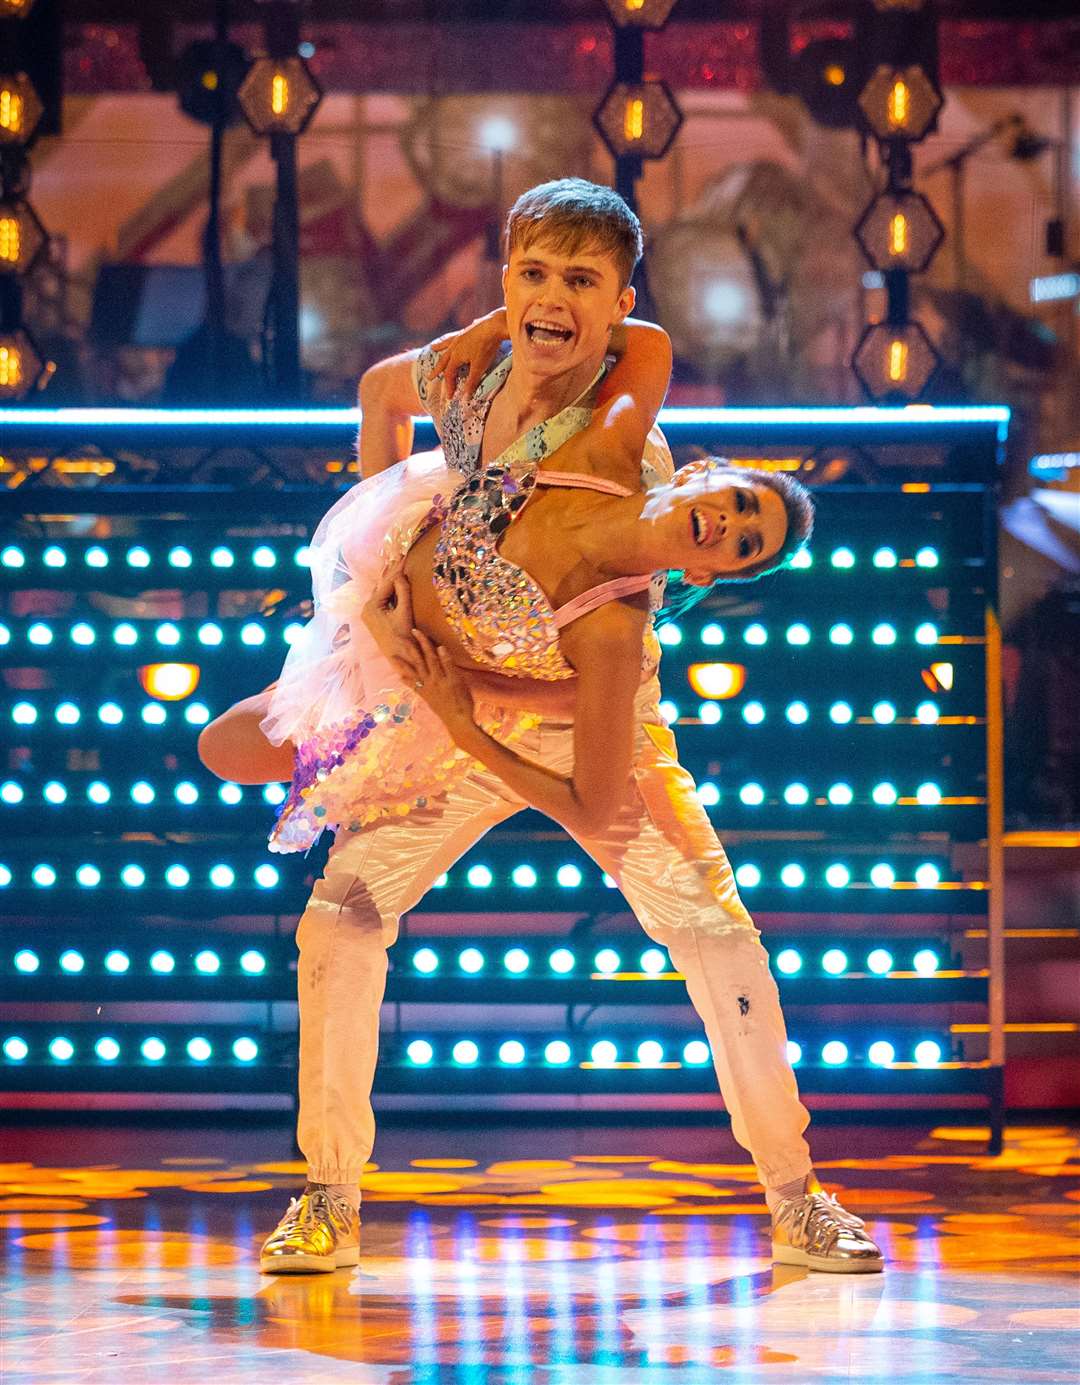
[735,862,761,888]
[86,546,108,568]
[504,947,530,974]
[776,948,802,974]
[499,1039,526,1066]
[780,862,806,888]
[916,781,942,806]
[233,1037,259,1063]
[786,623,811,645]
[829,623,854,645]
[167,546,192,569]
[914,1039,942,1065]
[407,1039,434,1065]
[459,947,485,974]
[683,1039,710,1064]
[544,1039,571,1065]
[75,863,100,887]
[413,947,439,974]
[742,701,766,725]
[700,622,724,645]
[872,781,898,805]
[867,948,893,975]
[829,701,853,724]
[511,864,537,888]
[697,781,720,806]
[659,699,679,724]
[141,703,167,726]
[868,1040,895,1066]
[104,949,130,973]
[121,864,146,888]
[822,948,848,975]
[785,701,809,725]
[870,862,896,888]
[32,864,57,888]
[240,949,267,974]
[210,546,234,568]
[744,622,768,645]
[915,546,939,569]
[185,702,211,726]
[556,863,583,888]
[113,623,138,646]
[141,1037,167,1062]
[913,948,940,976]
[590,1040,618,1066]
[12,702,36,724]
[915,621,939,645]
[254,863,279,888]
[187,1037,213,1062]
[698,701,721,725]
[825,863,851,888]
[640,947,667,974]
[149,949,175,974]
[95,1037,121,1062]
[915,862,941,887]
[240,622,266,646]
[219,783,243,805]
[790,548,813,569]
[827,782,854,805]
[87,781,111,804]
[252,545,276,568]
[194,949,220,974]
[637,1040,664,1067]
[165,864,190,888]
[739,782,765,806]
[786,1040,802,1064]
[452,1040,479,1066]
[872,700,896,724]
[873,546,897,568]
[831,547,855,569]
[3,1036,28,1061]
[14,949,39,973]
[98,703,124,729]
[549,948,575,974]
[49,1037,75,1062]
[175,782,199,806]
[71,622,96,646]
[916,700,940,724]
[594,948,621,975]
[155,622,181,646]
[209,864,235,888]
[822,1040,849,1065]
[872,622,897,646]
[197,622,223,646]
[658,623,682,646]
[466,864,492,888]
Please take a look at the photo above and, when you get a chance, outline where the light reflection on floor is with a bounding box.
[1,1120,1078,1381]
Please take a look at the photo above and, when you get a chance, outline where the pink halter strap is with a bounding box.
[533,469,638,498]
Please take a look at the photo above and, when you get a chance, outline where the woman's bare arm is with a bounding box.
[197,684,295,785]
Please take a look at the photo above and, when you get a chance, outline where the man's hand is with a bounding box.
[429,308,508,399]
[360,565,425,684]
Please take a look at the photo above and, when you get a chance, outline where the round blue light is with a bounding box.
[822,1040,849,1065]
[868,1040,895,1066]
[187,1037,213,1062]
[1,782,23,805]
[175,782,199,806]
[194,950,220,974]
[452,1039,479,1066]
[60,949,85,973]
[739,782,765,806]
[872,623,897,646]
[459,947,485,974]
[822,949,848,975]
[700,623,724,645]
[155,622,181,646]
[168,546,192,569]
[55,703,80,726]
[121,864,146,888]
[233,1037,259,1063]
[698,702,721,725]
[126,546,150,568]
[775,948,802,974]
[141,1037,167,1062]
[697,781,720,806]
[742,701,766,725]
[197,622,223,646]
[780,863,806,888]
[3,1036,29,1061]
[786,1041,802,1064]
[511,864,537,888]
[544,1040,571,1065]
[915,622,939,646]
[915,547,939,569]
[867,949,894,975]
[658,624,682,646]
[28,622,53,646]
[254,863,279,888]
[915,862,941,888]
[829,623,854,646]
[252,545,277,568]
[466,864,492,888]
[590,1040,618,1066]
[827,782,854,805]
[499,1040,526,1065]
[95,1037,121,1062]
[735,862,761,888]
[11,702,36,725]
[914,1039,942,1065]
[141,705,166,728]
[14,949,39,973]
[262,784,286,806]
[149,949,175,973]
[184,703,210,726]
[872,701,896,725]
[240,949,266,975]
[744,623,768,645]
[872,546,897,569]
[71,623,96,646]
[784,782,810,806]
[87,781,111,804]
[44,781,68,804]
[209,864,235,888]
[1,546,25,568]
[594,948,621,974]
[104,950,130,974]
[413,947,439,974]
[786,623,811,646]
[830,547,855,569]
[113,623,138,646]
[917,782,942,806]
[504,947,530,974]
[549,948,575,974]
[75,863,100,887]
[785,702,809,725]
[556,864,582,888]
[32,864,57,888]
[131,781,155,806]
[825,863,851,888]
[219,783,243,805]
[85,546,108,569]
[683,1039,710,1065]
[637,1040,665,1066]
[658,699,679,724]
[210,546,234,568]
[43,546,66,568]
[49,1036,75,1062]
[640,948,667,975]
[872,782,898,806]
[913,948,940,976]
[870,863,896,888]
[916,700,940,725]
[407,1039,434,1066]
[240,622,266,646]
[98,703,123,725]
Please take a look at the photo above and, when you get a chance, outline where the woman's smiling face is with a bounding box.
[646,475,789,583]
[502,239,635,380]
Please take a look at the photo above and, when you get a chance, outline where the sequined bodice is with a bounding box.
[430,461,575,679]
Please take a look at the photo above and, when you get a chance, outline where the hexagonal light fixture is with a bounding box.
[852,318,940,401]
[858,64,942,143]
[238,55,321,137]
[0,326,45,399]
[602,0,680,28]
[854,188,943,273]
[0,198,47,275]
[0,72,44,147]
[594,80,683,161]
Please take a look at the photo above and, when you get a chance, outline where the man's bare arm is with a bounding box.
[357,348,423,478]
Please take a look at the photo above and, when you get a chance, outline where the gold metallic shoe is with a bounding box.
[259,1186,360,1274]
[771,1182,884,1274]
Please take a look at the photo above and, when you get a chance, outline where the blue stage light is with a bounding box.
[822,949,848,975]
[32,864,57,888]
[867,949,893,975]
[776,948,802,975]
[240,622,266,646]
[168,546,192,569]
[71,623,96,646]
[504,948,530,974]
[87,781,111,804]
[407,1039,434,1065]
[915,622,939,646]
[240,950,267,975]
[174,782,199,806]
[683,1040,710,1065]
[434,874,448,887]
[602,872,618,889]
[294,545,311,567]
[233,1037,259,1063]
[590,1040,617,1066]
[283,622,304,645]
[42,781,68,805]
[141,1037,167,1061]
[827,782,854,806]
[499,1040,526,1066]
[744,622,768,645]
[184,703,210,726]
[131,781,155,805]
[742,701,766,725]
[253,545,277,568]
[126,546,151,568]
[49,1037,75,1061]
[917,782,942,805]
[187,1037,213,1062]
[262,784,286,806]
[640,948,667,975]
[822,1040,848,1065]
[698,701,721,725]
[637,1040,665,1066]
[104,950,129,973]
[0,866,11,886]
[0,623,8,645]
[12,702,36,725]
[43,548,67,568]
[556,864,582,888]
[658,624,682,646]
[916,700,940,724]
[781,863,806,888]
[786,623,811,645]
[194,949,220,974]
[28,622,53,645]
[210,546,234,568]
[700,623,724,645]
[452,1040,479,1066]
[831,547,855,569]
[914,1039,942,1065]
[868,1040,895,1066]
[197,622,223,646]
[149,949,175,973]
[155,622,181,646]
[1,546,24,568]
[594,948,621,974]
[915,862,941,887]
[785,702,809,725]
[872,546,897,568]
[872,622,896,646]
[55,704,80,727]
[870,862,896,888]
[659,699,679,723]
[209,864,235,887]
[872,782,898,806]
[915,547,939,569]
[1,782,23,805]
[544,1039,571,1065]
[549,948,575,974]
[739,782,765,806]
[466,864,492,888]
[254,863,279,888]
[3,1036,28,1061]
[14,949,39,973]
[511,864,537,888]
[697,781,720,806]
[113,623,138,646]
[413,948,439,974]
[790,548,813,569]
[913,948,940,976]
[825,863,851,888]
[75,863,100,887]
[786,1041,802,1064]
[219,783,243,805]
[735,862,761,888]
[121,865,146,888]
[829,623,854,645]
[96,703,123,728]
[86,546,108,568]
[872,701,896,724]
[95,1037,120,1062]
[141,704,166,726]
[459,947,485,974]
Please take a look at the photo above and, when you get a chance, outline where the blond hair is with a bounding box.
[504,178,643,289]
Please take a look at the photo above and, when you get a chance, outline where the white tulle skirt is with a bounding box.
[260,449,541,853]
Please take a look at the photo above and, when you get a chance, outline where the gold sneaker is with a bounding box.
[259,1186,360,1274]
[771,1180,884,1274]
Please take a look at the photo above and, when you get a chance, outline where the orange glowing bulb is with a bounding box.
[0,344,22,389]
[271,73,289,116]
[0,216,19,264]
[623,97,644,142]
[887,338,908,382]
[889,212,909,257]
[0,87,25,136]
[887,79,910,130]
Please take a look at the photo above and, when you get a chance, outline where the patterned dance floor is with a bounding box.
[2,1117,1078,1382]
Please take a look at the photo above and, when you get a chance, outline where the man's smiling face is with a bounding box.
[502,239,635,381]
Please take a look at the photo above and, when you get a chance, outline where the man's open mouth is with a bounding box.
[525,319,574,346]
